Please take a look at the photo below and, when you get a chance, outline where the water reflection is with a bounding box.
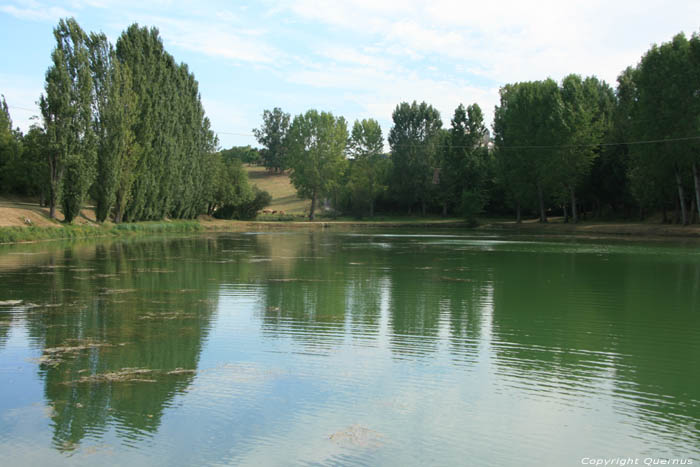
[0,232,698,463]
[2,238,220,450]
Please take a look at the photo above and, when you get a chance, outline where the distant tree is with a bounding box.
[220,145,261,165]
[287,110,348,220]
[347,118,385,217]
[253,108,290,173]
[11,125,49,200]
[631,33,696,224]
[442,103,489,219]
[0,95,21,194]
[388,101,442,215]
[493,80,564,223]
[558,74,614,222]
[585,68,635,218]
[40,18,96,222]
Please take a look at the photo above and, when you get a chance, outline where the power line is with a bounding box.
[7,105,38,112]
[8,105,700,149]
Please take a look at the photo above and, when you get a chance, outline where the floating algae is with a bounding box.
[99,288,136,295]
[138,311,197,320]
[135,268,175,273]
[68,368,157,384]
[439,276,472,283]
[166,368,197,375]
[328,425,383,448]
[0,300,23,306]
[267,278,329,283]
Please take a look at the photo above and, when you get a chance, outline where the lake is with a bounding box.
[0,231,698,466]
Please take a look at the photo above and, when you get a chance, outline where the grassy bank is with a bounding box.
[478,219,700,239]
[0,220,202,244]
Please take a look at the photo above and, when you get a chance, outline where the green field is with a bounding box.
[244,165,309,215]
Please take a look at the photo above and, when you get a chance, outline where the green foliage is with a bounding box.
[388,101,442,214]
[629,33,699,224]
[253,108,290,172]
[460,189,484,226]
[89,33,139,223]
[40,18,96,221]
[215,187,272,220]
[219,146,261,165]
[287,109,349,220]
[0,220,202,244]
[558,74,614,221]
[493,80,566,222]
[0,96,22,194]
[440,103,489,215]
[346,119,386,216]
[116,24,217,222]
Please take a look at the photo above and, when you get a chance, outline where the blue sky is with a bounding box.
[1,0,699,149]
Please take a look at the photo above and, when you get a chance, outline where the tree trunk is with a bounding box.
[570,187,578,223]
[537,183,547,223]
[421,199,426,216]
[675,169,688,225]
[442,202,447,217]
[309,189,317,221]
[48,155,58,219]
[563,203,568,223]
[693,162,700,220]
[370,199,374,218]
[516,201,521,224]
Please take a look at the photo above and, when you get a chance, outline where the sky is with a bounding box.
[1,0,699,149]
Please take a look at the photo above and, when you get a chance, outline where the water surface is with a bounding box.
[0,231,698,466]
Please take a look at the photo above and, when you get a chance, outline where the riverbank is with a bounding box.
[3,196,700,244]
[479,219,700,239]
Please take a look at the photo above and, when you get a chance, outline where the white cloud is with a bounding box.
[0,3,72,22]
[133,15,280,65]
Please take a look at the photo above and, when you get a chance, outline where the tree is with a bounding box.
[347,118,385,217]
[585,68,636,218]
[115,24,217,221]
[632,33,696,225]
[219,145,261,165]
[88,33,139,222]
[558,74,613,222]
[40,18,96,221]
[287,110,348,220]
[0,96,21,194]
[492,80,564,222]
[388,101,442,215]
[253,108,290,173]
[442,103,489,218]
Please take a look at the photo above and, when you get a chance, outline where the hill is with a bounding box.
[244,165,309,215]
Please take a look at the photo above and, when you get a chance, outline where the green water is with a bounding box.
[0,231,698,466]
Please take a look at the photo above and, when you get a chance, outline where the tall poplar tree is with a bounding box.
[493,80,564,222]
[347,118,385,217]
[388,101,442,215]
[40,18,95,221]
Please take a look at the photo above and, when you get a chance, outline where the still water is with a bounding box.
[0,231,698,466]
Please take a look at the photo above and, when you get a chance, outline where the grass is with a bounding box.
[244,165,310,214]
[0,220,203,244]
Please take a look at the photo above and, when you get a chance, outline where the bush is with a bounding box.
[460,189,484,226]
[214,188,271,220]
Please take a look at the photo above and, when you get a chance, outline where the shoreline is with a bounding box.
[2,216,700,245]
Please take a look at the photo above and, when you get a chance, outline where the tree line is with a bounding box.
[0,18,268,222]
[250,31,700,224]
[2,23,700,224]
